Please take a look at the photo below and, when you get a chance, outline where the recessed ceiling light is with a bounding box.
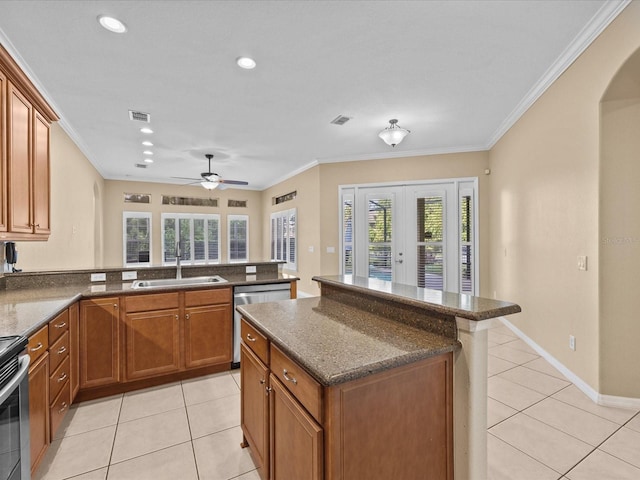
[143,150,153,155]
[140,127,153,134]
[144,158,154,163]
[236,56,256,69]
[142,141,153,146]
[97,15,127,34]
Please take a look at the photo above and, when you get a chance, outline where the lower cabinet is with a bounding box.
[28,349,49,474]
[79,297,120,389]
[240,318,453,480]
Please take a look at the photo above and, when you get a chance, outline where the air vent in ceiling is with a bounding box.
[330,115,352,126]
[134,163,148,169]
[129,110,151,123]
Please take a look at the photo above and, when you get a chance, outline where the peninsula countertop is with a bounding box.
[0,272,297,338]
[237,295,461,387]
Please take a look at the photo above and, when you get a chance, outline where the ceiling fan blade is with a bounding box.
[219,179,249,185]
[171,176,202,181]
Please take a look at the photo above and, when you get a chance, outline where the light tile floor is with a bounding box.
[35,322,640,480]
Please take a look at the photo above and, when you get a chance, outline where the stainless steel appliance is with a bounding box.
[0,336,30,480]
[233,283,292,365]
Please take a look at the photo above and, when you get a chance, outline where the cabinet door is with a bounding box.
[80,298,120,389]
[241,344,269,479]
[125,308,181,380]
[270,375,323,480]
[32,110,50,234]
[0,69,6,232]
[7,81,32,234]
[29,351,49,474]
[184,303,232,368]
[69,302,80,401]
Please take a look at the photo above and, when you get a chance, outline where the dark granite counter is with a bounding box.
[314,275,521,321]
[238,296,461,386]
[0,271,297,338]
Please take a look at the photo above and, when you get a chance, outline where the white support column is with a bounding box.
[453,316,494,480]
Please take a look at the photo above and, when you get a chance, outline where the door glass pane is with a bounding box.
[343,199,353,274]
[417,196,444,290]
[288,211,296,265]
[229,218,248,261]
[126,216,150,264]
[460,194,473,293]
[208,219,219,261]
[368,198,392,281]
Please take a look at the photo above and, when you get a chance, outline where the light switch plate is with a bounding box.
[326,246,335,253]
[90,272,106,282]
[246,265,257,274]
[577,256,588,271]
[122,271,137,280]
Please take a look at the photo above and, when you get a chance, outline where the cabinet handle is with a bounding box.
[54,322,67,329]
[259,379,265,385]
[30,342,43,352]
[246,333,257,342]
[114,304,118,309]
[36,224,40,228]
[175,314,179,320]
[58,372,68,383]
[57,346,67,355]
[185,313,190,320]
[59,402,68,414]
[282,369,298,385]
[266,386,272,396]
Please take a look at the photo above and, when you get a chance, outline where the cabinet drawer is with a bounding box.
[49,309,69,343]
[49,330,69,373]
[49,355,70,402]
[185,288,232,307]
[270,344,322,423]
[241,319,268,364]
[125,292,179,313]
[50,379,71,439]
[28,325,49,364]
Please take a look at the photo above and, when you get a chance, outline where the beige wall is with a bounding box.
[102,181,263,268]
[261,167,322,295]
[489,1,640,396]
[16,123,104,271]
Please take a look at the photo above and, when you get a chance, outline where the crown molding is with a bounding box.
[486,0,631,148]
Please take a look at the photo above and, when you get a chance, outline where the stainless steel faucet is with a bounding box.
[175,241,182,279]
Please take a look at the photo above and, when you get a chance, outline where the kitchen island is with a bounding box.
[237,275,521,480]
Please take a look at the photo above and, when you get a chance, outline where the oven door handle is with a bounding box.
[0,354,30,404]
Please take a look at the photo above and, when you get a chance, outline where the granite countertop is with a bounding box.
[314,275,522,321]
[238,296,461,387]
[0,272,297,338]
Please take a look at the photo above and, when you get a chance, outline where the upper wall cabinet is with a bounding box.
[0,44,58,241]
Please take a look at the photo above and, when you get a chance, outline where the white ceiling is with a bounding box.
[0,1,628,190]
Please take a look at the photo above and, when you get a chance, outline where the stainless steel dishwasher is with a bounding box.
[233,283,291,365]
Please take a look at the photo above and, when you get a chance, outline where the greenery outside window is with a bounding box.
[161,213,220,265]
[228,215,249,262]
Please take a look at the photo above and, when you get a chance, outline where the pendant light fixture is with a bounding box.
[378,119,410,147]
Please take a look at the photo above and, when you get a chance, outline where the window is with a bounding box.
[459,190,474,294]
[270,208,297,270]
[228,215,249,262]
[341,194,354,275]
[161,214,220,265]
[123,212,151,266]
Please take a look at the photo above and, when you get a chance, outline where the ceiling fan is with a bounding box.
[173,154,249,190]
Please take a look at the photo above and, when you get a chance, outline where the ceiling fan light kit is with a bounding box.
[173,154,249,190]
[378,119,410,147]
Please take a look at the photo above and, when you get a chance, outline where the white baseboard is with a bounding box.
[499,317,640,410]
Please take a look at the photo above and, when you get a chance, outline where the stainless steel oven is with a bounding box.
[0,336,30,480]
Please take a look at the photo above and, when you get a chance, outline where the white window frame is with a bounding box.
[123,212,152,267]
[228,214,249,263]
[161,213,220,265]
[270,208,297,271]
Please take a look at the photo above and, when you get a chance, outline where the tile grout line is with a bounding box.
[180,379,201,480]
[105,393,125,479]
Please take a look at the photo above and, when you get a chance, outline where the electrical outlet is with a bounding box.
[90,272,106,282]
[569,335,576,351]
[122,271,137,280]
[245,265,257,274]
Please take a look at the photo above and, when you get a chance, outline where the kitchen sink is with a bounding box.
[131,275,228,289]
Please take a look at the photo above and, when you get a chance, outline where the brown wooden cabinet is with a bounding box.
[0,43,57,240]
[80,297,120,389]
[27,325,49,475]
[240,344,270,478]
[240,317,453,480]
[184,288,232,368]
[69,302,80,401]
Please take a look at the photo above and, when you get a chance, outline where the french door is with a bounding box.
[341,179,477,294]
